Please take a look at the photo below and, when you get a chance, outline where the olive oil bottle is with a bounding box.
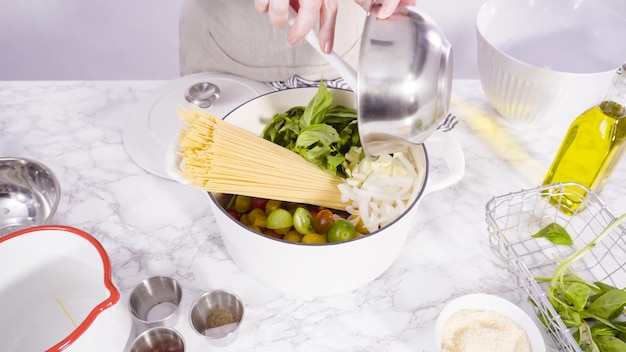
[543,63,626,213]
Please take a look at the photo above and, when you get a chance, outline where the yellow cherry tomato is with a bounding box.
[301,233,328,244]
[283,230,303,243]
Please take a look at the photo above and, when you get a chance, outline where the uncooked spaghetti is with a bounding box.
[177,108,346,210]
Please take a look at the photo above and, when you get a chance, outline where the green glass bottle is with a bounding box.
[543,63,626,214]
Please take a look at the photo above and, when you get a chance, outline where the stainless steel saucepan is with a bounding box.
[294,4,453,159]
[357,5,453,158]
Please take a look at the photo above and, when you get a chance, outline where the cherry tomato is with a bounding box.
[252,197,268,210]
[348,214,370,234]
[267,208,293,229]
[283,230,303,243]
[248,208,266,224]
[301,233,328,244]
[293,207,315,235]
[273,226,292,235]
[227,210,240,220]
[264,229,283,239]
[327,219,356,243]
[248,224,262,233]
[234,195,252,213]
[313,209,334,235]
[252,216,267,229]
[265,199,282,215]
[239,213,250,226]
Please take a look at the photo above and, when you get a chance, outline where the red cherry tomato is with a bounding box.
[252,197,268,210]
[265,229,284,239]
[313,209,334,235]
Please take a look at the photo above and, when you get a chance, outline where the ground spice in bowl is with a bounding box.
[206,308,235,329]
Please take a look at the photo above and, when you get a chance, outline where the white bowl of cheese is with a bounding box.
[435,293,546,352]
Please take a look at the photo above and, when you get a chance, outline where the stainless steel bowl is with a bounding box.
[0,158,60,237]
[190,289,244,347]
[129,326,185,352]
[357,5,453,158]
[129,276,183,334]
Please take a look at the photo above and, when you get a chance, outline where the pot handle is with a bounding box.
[423,130,465,195]
[165,137,191,185]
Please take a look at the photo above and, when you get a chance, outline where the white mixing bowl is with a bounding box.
[476,0,626,127]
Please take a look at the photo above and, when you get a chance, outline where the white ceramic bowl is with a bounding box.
[205,87,465,297]
[435,293,545,352]
[0,226,133,351]
[476,0,626,127]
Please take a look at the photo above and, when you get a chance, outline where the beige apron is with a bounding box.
[179,0,366,82]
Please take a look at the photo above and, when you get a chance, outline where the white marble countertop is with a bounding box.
[1,79,625,352]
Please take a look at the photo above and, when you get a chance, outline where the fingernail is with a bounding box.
[377,10,391,19]
[323,40,332,54]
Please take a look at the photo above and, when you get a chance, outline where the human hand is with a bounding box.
[254,0,416,54]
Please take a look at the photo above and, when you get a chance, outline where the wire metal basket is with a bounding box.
[485,182,626,351]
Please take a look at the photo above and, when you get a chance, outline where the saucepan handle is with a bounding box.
[287,7,357,91]
[423,130,465,195]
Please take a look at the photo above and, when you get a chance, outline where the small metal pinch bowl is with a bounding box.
[184,82,221,108]
[357,5,453,159]
[190,289,244,347]
[129,326,185,352]
[129,276,183,334]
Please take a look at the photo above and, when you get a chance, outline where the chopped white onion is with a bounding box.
[339,147,422,232]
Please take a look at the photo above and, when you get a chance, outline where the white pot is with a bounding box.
[0,226,133,351]
[205,87,465,297]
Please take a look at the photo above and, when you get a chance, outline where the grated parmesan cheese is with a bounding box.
[441,309,532,352]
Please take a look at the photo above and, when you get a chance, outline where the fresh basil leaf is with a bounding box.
[561,306,583,327]
[563,282,592,311]
[532,222,574,245]
[614,322,626,335]
[324,106,357,123]
[595,282,619,293]
[261,113,286,142]
[277,123,301,147]
[296,124,341,148]
[591,324,619,338]
[260,82,361,178]
[580,310,626,334]
[540,214,626,352]
[587,289,626,320]
[550,295,582,327]
[287,106,306,117]
[261,106,304,144]
[595,335,626,351]
[301,144,331,164]
[304,148,337,175]
[300,82,332,128]
[578,321,601,352]
[324,153,346,175]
